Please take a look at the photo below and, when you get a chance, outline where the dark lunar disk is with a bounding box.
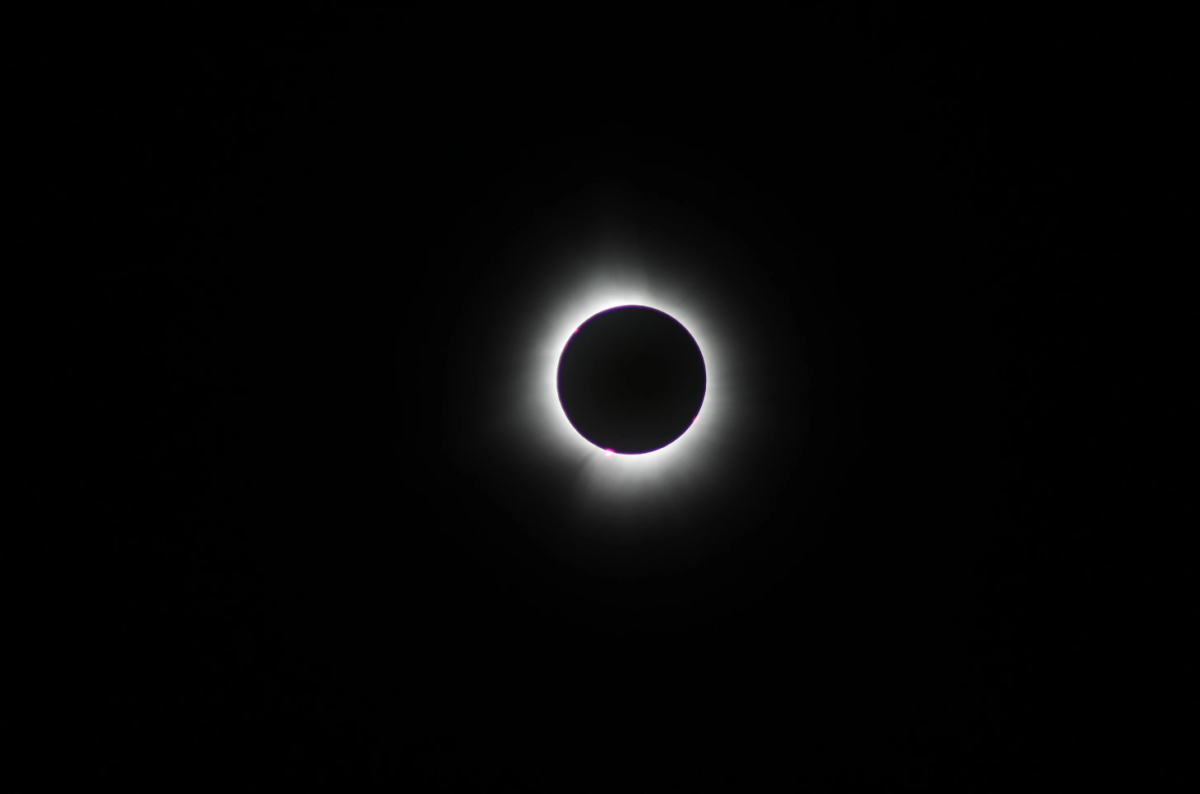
[557,305,706,454]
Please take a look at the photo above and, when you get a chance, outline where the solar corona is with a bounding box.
[444,194,814,561]
[484,254,755,551]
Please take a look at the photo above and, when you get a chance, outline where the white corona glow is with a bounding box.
[448,192,808,559]
[512,256,745,539]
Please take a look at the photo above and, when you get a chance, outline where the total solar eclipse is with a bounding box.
[557,305,706,455]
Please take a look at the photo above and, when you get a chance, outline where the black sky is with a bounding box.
[36,6,1144,791]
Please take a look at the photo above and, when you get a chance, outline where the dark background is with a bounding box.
[29,5,1155,791]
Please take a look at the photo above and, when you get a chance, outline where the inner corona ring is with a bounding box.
[557,305,706,455]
